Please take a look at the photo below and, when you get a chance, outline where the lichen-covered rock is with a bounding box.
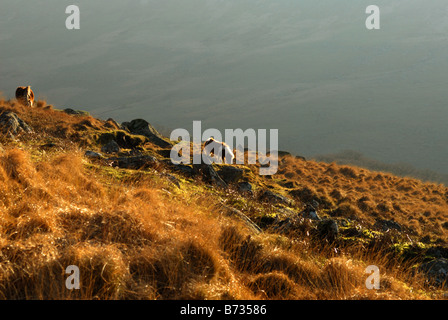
[316,218,339,242]
[84,150,103,159]
[122,119,171,148]
[373,219,402,232]
[192,163,227,189]
[63,108,90,116]
[101,140,121,154]
[217,166,244,184]
[108,155,158,169]
[259,189,293,206]
[419,258,448,287]
[238,181,252,193]
[0,111,33,138]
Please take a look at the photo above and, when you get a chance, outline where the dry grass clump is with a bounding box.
[216,224,415,300]
[247,272,299,299]
[129,240,221,299]
[0,99,442,300]
[277,155,448,242]
[0,144,248,299]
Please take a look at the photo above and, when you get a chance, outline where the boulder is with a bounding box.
[122,119,171,148]
[101,140,120,154]
[306,211,320,220]
[104,118,120,129]
[259,189,293,206]
[108,155,158,169]
[289,187,332,208]
[300,204,321,221]
[419,258,448,287]
[98,131,146,149]
[425,246,448,260]
[281,181,296,189]
[193,163,227,189]
[316,218,339,242]
[63,108,90,116]
[84,150,103,159]
[0,111,33,138]
[238,181,252,193]
[172,164,194,177]
[373,219,402,232]
[217,166,244,184]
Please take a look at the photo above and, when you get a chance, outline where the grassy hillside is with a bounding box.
[0,96,447,299]
[314,150,448,186]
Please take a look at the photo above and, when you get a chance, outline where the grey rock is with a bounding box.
[374,219,402,232]
[172,164,194,176]
[108,155,158,169]
[317,218,339,241]
[259,189,293,206]
[300,203,321,221]
[238,181,252,193]
[63,108,90,116]
[104,118,120,129]
[281,181,296,189]
[122,119,171,148]
[217,166,244,184]
[193,163,227,189]
[419,258,448,287]
[0,111,33,137]
[84,150,103,159]
[303,210,320,221]
[426,246,448,260]
[101,140,121,154]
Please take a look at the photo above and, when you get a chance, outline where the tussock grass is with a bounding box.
[0,98,445,299]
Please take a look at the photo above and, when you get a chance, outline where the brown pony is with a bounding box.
[15,86,34,107]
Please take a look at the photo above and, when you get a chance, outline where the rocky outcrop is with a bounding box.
[122,119,172,148]
[217,166,244,184]
[289,187,333,208]
[98,131,146,150]
[299,204,320,221]
[108,155,158,170]
[238,181,252,193]
[259,189,293,206]
[63,108,90,116]
[373,219,402,232]
[220,203,262,234]
[84,150,103,159]
[0,111,33,138]
[316,218,339,242]
[101,140,121,154]
[419,258,448,287]
[193,163,227,189]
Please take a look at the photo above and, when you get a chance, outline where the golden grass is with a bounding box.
[0,98,445,300]
[0,144,433,299]
[278,155,448,242]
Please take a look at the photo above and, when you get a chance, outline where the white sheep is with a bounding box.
[203,137,235,164]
